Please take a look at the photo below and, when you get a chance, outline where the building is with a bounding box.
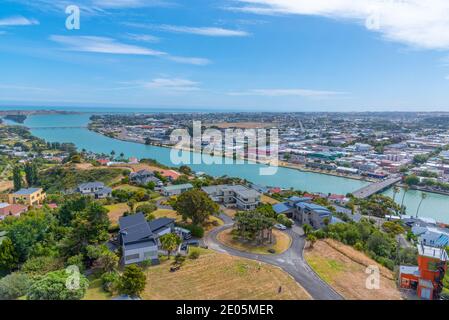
[119,213,159,265]
[399,244,448,300]
[0,203,28,220]
[162,183,193,197]
[77,182,112,199]
[8,188,46,206]
[129,170,162,187]
[201,185,261,210]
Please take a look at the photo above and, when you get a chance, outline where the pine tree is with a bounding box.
[12,166,22,191]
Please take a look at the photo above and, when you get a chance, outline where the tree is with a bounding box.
[110,150,115,159]
[173,190,219,225]
[0,238,19,273]
[27,269,89,300]
[405,175,420,186]
[0,272,32,300]
[127,199,136,213]
[416,192,427,218]
[302,224,312,236]
[400,185,409,214]
[118,265,146,298]
[24,162,38,187]
[234,211,275,244]
[12,166,22,191]
[392,186,400,204]
[159,233,182,257]
[179,165,192,175]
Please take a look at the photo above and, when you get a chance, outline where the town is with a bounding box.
[0,114,448,301]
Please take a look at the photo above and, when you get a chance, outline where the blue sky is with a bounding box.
[1,0,449,111]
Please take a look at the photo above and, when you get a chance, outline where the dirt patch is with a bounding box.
[217,229,291,255]
[0,180,13,193]
[142,249,310,300]
[304,239,402,300]
[261,195,280,205]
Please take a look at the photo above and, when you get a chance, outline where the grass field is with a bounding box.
[142,248,310,300]
[260,195,280,205]
[105,202,147,224]
[83,278,111,300]
[304,239,403,300]
[217,229,291,255]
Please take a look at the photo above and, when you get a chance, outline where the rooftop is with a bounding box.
[12,188,42,195]
[163,183,193,191]
[417,244,449,261]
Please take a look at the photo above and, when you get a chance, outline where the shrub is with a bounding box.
[178,223,204,238]
[108,224,120,233]
[174,254,186,265]
[66,254,85,273]
[21,256,63,276]
[189,251,200,260]
[101,271,119,293]
[0,272,32,300]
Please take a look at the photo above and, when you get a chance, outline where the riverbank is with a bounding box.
[90,128,377,184]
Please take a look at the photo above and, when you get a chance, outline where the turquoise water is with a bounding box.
[3,113,449,223]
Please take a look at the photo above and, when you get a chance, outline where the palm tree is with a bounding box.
[392,186,400,215]
[400,185,409,215]
[120,152,124,159]
[416,192,427,218]
[110,150,115,160]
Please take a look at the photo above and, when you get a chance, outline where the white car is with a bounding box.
[274,224,287,230]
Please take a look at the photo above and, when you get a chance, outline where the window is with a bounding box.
[144,251,157,258]
[125,254,140,261]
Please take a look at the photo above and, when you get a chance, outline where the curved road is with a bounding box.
[204,214,343,300]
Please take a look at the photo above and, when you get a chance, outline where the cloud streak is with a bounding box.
[231,0,449,50]
[49,35,210,65]
[0,16,39,27]
[156,24,250,37]
[144,78,201,91]
[229,88,347,98]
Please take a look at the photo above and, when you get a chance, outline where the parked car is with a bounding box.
[274,224,287,230]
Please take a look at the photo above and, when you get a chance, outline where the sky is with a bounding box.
[1,0,449,112]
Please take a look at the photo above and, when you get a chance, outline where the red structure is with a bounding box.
[399,244,448,300]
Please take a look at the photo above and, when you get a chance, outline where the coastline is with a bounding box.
[89,127,377,184]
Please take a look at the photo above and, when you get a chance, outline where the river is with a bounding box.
[3,113,449,223]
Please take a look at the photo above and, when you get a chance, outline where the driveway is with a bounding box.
[204,214,343,300]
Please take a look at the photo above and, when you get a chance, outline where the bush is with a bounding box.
[20,256,63,276]
[189,251,200,260]
[0,272,32,300]
[66,254,85,273]
[178,223,204,238]
[101,271,119,293]
[174,254,186,265]
[108,224,120,233]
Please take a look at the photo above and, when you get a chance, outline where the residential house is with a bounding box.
[0,203,28,220]
[162,183,193,197]
[8,188,46,206]
[77,182,112,199]
[399,244,448,300]
[201,185,261,210]
[119,213,159,265]
[148,217,176,245]
[129,170,162,187]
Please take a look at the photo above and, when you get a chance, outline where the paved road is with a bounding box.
[204,214,343,300]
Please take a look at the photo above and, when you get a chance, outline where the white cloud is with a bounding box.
[229,88,347,98]
[125,33,160,43]
[445,75,449,80]
[91,0,173,9]
[158,24,250,37]
[231,0,449,50]
[166,56,211,65]
[50,35,166,56]
[0,16,39,26]
[144,78,201,91]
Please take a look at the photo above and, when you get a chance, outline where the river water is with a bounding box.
[3,113,449,223]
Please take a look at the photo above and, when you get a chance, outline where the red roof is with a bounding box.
[0,204,27,217]
[328,194,345,200]
[159,170,181,180]
[269,187,281,194]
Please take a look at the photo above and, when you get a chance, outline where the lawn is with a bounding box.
[83,277,111,300]
[260,195,280,205]
[304,239,403,300]
[141,248,310,300]
[217,229,291,255]
[113,184,147,192]
[105,202,147,224]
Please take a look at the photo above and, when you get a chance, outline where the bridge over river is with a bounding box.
[353,177,402,199]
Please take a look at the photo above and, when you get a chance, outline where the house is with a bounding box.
[8,188,46,206]
[272,196,334,229]
[119,213,159,265]
[77,182,112,199]
[399,244,448,300]
[129,170,162,187]
[162,183,193,197]
[201,185,261,210]
[0,203,28,220]
[148,217,176,244]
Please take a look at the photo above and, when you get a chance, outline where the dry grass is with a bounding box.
[105,202,147,224]
[142,248,310,300]
[222,207,237,218]
[260,195,280,205]
[112,184,146,192]
[217,229,291,255]
[304,239,403,300]
[153,208,179,220]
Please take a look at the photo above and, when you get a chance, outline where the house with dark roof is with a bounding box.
[119,213,159,265]
[129,170,162,187]
[77,182,112,199]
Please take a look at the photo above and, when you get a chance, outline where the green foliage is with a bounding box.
[177,223,204,238]
[38,166,123,193]
[27,269,89,300]
[2,210,55,262]
[101,271,119,293]
[66,254,85,273]
[24,162,39,187]
[12,165,22,191]
[404,174,420,186]
[189,250,200,260]
[276,214,293,228]
[382,221,405,235]
[118,265,146,298]
[173,189,219,225]
[173,175,190,185]
[57,195,91,226]
[357,194,401,218]
[0,237,19,273]
[160,233,182,257]
[234,210,276,244]
[302,224,312,236]
[179,165,192,175]
[20,256,64,276]
[0,272,32,300]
